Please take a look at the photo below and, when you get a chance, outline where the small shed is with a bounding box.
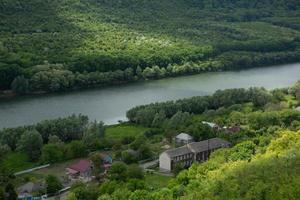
[100,154,113,164]
[175,133,194,145]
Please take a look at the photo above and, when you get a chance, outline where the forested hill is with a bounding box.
[1,0,300,91]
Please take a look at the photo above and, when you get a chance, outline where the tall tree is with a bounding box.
[46,175,63,195]
[11,75,29,94]
[17,130,43,161]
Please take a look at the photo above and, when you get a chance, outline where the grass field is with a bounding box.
[145,173,172,189]
[3,152,37,173]
[105,123,150,140]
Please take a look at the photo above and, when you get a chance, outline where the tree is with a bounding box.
[127,164,144,179]
[11,75,29,94]
[46,175,62,195]
[41,144,64,163]
[65,192,77,200]
[135,66,143,79]
[109,162,128,181]
[151,111,166,127]
[66,141,87,159]
[4,183,17,200]
[168,111,190,129]
[72,184,99,200]
[89,153,104,174]
[0,145,10,161]
[122,150,138,164]
[229,141,256,161]
[0,187,5,200]
[48,135,63,144]
[129,136,146,150]
[127,179,146,191]
[99,181,122,195]
[173,162,184,175]
[17,130,43,161]
[83,121,105,150]
[187,123,215,141]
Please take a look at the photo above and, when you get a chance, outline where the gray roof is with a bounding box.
[17,182,44,194]
[175,133,193,141]
[188,138,231,153]
[164,146,192,158]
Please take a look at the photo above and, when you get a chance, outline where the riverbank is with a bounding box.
[2,51,300,100]
[0,62,300,129]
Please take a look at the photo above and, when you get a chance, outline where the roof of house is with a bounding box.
[67,160,91,173]
[175,133,193,141]
[161,138,230,159]
[202,121,218,128]
[99,153,113,163]
[164,145,192,158]
[17,182,44,194]
[188,138,231,153]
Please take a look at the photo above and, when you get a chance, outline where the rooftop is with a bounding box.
[175,133,193,141]
[188,138,231,153]
[202,121,218,128]
[67,160,91,173]
[162,138,231,158]
[164,145,191,158]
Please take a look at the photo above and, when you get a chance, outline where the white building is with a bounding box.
[159,138,231,172]
[175,133,194,146]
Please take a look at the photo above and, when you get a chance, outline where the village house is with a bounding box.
[66,160,93,181]
[99,153,113,173]
[174,133,194,146]
[17,182,44,199]
[159,138,231,172]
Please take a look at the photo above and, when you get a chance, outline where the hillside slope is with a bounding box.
[1,0,300,90]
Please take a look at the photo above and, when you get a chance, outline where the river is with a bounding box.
[0,63,300,129]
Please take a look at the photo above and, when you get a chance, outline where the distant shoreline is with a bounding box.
[1,60,300,101]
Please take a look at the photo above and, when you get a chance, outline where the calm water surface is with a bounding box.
[1,63,300,129]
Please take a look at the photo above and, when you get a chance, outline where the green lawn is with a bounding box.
[106,123,149,140]
[145,173,172,189]
[3,152,37,173]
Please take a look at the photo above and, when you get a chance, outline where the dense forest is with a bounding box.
[1,0,300,92]
[1,80,300,199]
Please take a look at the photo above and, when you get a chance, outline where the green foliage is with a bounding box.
[65,141,88,159]
[41,143,64,164]
[11,75,29,94]
[127,165,144,180]
[16,129,43,161]
[106,124,149,141]
[82,121,105,150]
[1,152,36,172]
[186,123,215,141]
[71,183,99,200]
[1,0,300,91]
[127,88,272,126]
[109,162,128,181]
[46,175,63,195]
[228,141,256,161]
[4,183,17,200]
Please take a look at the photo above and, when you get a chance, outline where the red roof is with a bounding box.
[67,160,91,173]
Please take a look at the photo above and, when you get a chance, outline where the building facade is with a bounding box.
[159,138,231,171]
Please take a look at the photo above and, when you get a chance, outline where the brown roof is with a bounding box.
[188,138,231,153]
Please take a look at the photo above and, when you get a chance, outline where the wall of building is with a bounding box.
[159,153,171,171]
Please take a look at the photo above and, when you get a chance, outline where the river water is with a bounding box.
[0,63,300,129]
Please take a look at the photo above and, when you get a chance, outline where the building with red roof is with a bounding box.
[66,160,92,181]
